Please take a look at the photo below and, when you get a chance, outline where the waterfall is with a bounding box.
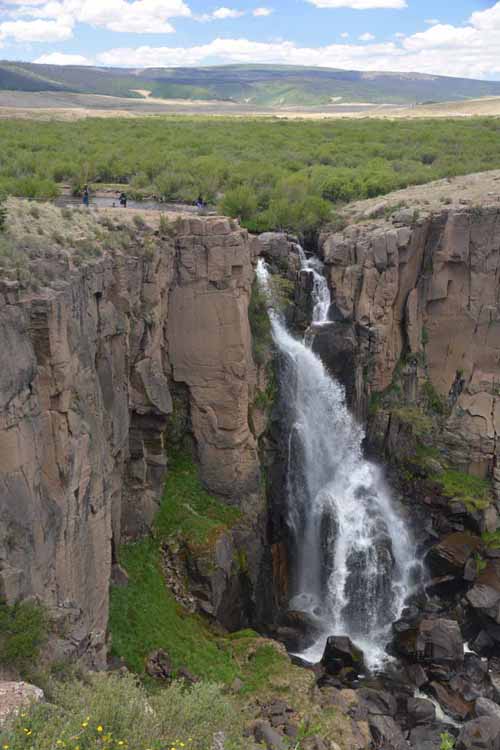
[295,244,331,324]
[257,255,418,669]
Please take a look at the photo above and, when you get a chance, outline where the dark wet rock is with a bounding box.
[368,715,409,750]
[475,698,500,721]
[358,688,397,717]
[429,681,474,722]
[409,723,459,750]
[472,630,496,655]
[426,533,481,577]
[321,636,365,677]
[456,716,500,750]
[145,649,173,681]
[393,618,464,665]
[406,697,436,727]
[406,664,429,688]
[275,610,324,652]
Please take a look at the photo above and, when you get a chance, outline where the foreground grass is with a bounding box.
[0,672,246,750]
[110,452,291,692]
[2,117,500,233]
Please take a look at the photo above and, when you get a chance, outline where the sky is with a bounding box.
[1,0,500,80]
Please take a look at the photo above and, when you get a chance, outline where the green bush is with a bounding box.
[2,116,500,236]
[219,185,258,221]
[438,469,492,511]
[0,600,48,671]
[1,672,246,750]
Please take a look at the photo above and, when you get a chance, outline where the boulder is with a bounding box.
[393,618,464,665]
[475,698,500,722]
[0,682,44,726]
[321,636,365,677]
[368,715,409,750]
[253,721,286,750]
[145,649,173,681]
[275,610,324,652]
[358,688,397,717]
[409,724,458,750]
[429,682,474,722]
[456,717,500,750]
[406,697,436,727]
[426,533,482,577]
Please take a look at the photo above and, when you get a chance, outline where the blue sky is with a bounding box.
[1,0,500,79]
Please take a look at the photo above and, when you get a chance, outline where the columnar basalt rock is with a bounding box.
[0,214,261,665]
[319,204,500,491]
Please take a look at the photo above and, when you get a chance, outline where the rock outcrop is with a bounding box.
[0,211,260,666]
[319,203,500,490]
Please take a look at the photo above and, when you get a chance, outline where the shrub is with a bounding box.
[219,185,258,222]
[438,469,492,511]
[0,600,48,671]
[1,672,246,750]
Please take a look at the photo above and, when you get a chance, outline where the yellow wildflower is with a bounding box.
[3,743,9,749]
[97,726,103,733]
[81,722,88,729]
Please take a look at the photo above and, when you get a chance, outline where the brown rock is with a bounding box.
[0,682,44,726]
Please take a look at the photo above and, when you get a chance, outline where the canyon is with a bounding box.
[1,173,500,748]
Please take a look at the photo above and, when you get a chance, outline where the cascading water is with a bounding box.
[257,253,419,669]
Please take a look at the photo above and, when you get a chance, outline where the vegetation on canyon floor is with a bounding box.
[0,672,246,750]
[0,600,48,673]
[110,452,288,690]
[2,117,500,234]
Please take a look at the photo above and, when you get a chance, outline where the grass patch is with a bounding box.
[0,600,48,672]
[437,469,492,511]
[156,452,241,548]
[110,539,238,682]
[110,452,292,692]
[1,671,246,750]
[393,406,433,437]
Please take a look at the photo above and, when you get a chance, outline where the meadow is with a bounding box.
[2,116,500,234]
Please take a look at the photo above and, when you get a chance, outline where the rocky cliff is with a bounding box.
[0,204,261,667]
[319,191,500,492]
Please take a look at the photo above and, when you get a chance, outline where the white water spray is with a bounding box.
[257,255,418,669]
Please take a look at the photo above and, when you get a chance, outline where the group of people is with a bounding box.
[82,187,207,211]
[82,186,128,208]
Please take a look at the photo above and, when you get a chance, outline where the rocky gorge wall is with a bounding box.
[318,203,500,490]
[0,212,262,668]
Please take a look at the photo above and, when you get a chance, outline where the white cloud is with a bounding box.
[358,32,375,41]
[93,2,500,81]
[35,51,91,63]
[2,0,192,35]
[394,31,405,38]
[340,31,349,38]
[253,7,273,16]
[307,0,407,9]
[212,6,244,19]
[425,18,440,26]
[0,16,72,41]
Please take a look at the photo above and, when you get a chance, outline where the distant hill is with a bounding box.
[2,61,500,106]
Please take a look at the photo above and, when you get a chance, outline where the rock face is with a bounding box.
[0,682,44,726]
[319,205,500,488]
[0,215,260,665]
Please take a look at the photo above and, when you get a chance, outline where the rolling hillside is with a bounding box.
[2,61,500,106]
